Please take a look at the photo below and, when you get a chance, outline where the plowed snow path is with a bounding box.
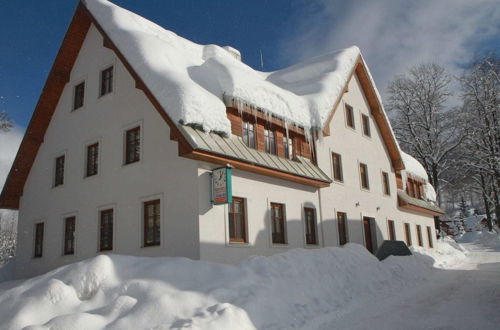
[316,243,500,330]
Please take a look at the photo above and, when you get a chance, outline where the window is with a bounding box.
[304,207,317,245]
[332,152,343,182]
[99,209,114,251]
[283,136,293,159]
[228,197,247,243]
[100,66,113,96]
[144,199,161,246]
[382,171,390,195]
[362,114,370,136]
[64,216,76,255]
[242,121,256,148]
[73,82,85,110]
[86,143,99,177]
[271,203,286,244]
[34,222,44,258]
[345,104,355,128]
[416,225,423,247]
[387,220,396,240]
[407,178,423,199]
[426,226,434,248]
[360,163,369,190]
[264,129,276,154]
[125,127,141,164]
[54,155,65,187]
[404,223,412,246]
[337,212,349,245]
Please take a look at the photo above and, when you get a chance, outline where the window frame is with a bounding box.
[304,207,318,245]
[85,142,99,177]
[404,223,412,246]
[33,222,44,258]
[282,135,293,160]
[416,224,423,247]
[359,163,370,190]
[361,113,371,137]
[382,171,391,196]
[270,202,287,245]
[426,226,434,248]
[242,121,256,149]
[387,220,396,240]
[345,104,355,129]
[337,212,349,246]
[73,81,85,110]
[54,155,65,187]
[332,152,344,182]
[99,208,114,252]
[63,216,76,255]
[99,65,114,97]
[228,197,247,243]
[143,199,161,247]
[264,128,276,155]
[124,126,141,165]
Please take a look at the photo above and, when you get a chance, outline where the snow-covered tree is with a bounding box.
[459,54,500,231]
[387,63,465,205]
[0,211,17,265]
[0,112,13,132]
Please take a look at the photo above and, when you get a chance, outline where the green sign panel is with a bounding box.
[211,166,232,205]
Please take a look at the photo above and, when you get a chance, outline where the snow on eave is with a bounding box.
[83,0,362,136]
[401,152,428,182]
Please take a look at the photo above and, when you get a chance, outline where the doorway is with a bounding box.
[363,217,376,253]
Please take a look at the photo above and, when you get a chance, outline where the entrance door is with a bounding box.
[363,217,374,253]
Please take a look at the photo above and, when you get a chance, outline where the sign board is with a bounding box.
[211,166,232,205]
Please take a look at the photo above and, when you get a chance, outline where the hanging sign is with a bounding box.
[211,166,232,205]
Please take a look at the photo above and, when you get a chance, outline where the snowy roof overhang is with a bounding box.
[397,190,444,216]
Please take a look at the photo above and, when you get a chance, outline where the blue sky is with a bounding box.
[1,0,499,130]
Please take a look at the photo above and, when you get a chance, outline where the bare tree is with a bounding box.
[459,54,500,231]
[387,64,465,205]
[0,211,17,265]
[0,112,13,132]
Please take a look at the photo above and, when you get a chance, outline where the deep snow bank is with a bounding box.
[0,243,460,330]
[411,236,469,269]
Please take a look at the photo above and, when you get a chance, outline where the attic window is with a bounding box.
[264,129,276,154]
[73,82,85,110]
[345,104,355,129]
[362,114,370,137]
[100,66,113,96]
[54,155,65,187]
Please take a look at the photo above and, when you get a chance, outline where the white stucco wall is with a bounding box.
[315,72,436,251]
[15,25,200,279]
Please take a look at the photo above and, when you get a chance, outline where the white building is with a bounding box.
[0,0,443,279]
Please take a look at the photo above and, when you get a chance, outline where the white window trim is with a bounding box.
[96,203,117,253]
[82,137,102,180]
[122,120,144,167]
[97,60,116,99]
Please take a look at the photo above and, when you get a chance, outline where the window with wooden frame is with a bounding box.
[416,225,423,247]
[387,220,396,240]
[100,66,113,96]
[359,163,369,190]
[337,212,349,245]
[242,121,256,148]
[361,114,370,137]
[99,209,114,251]
[33,222,44,258]
[283,136,293,159]
[382,171,390,195]
[264,128,276,154]
[73,82,85,110]
[345,104,355,128]
[304,207,317,245]
[271,203,286,244]
[54,155,65,187]
[426,226,434,248]
[64,216,76,255]
[125,126,141,164]
[404,223,412,246]
[406,178,423,199]
[144,199,161,246]
[86,143,99,177]
[228,197,247,243]
[332,152,343,182]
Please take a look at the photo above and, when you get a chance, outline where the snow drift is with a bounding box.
[0,242,466,330]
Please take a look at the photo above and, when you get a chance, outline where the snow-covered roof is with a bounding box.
[401,152,428,181]
[83,0,361,135]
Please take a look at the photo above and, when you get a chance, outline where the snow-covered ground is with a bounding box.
[0,232,498,330]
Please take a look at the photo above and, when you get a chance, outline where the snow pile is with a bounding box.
[0,244,437,330]
[83,0,361,135]
[458,230,500,247]
[411,236,469,269]
[401,151,428,181]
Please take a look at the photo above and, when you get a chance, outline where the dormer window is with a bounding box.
[242,121,255,148]
[264,129,276,154]
[406,178,424,199]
